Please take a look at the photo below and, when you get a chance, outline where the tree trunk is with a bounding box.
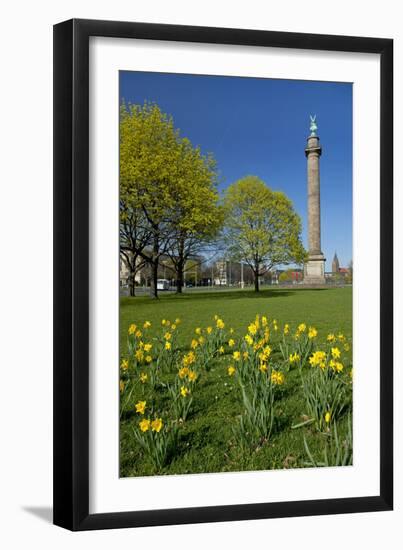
[254,259,260,292]
[149,232,159,299]
[254,273,260,292]
[150,261,159,298]
[176,265,184,294]
[175,237,185,294]
[128,272,136,297]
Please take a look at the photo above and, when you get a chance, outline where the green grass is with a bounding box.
[119,286,352,477]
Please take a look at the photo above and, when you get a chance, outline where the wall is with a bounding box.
[0,1,400,548]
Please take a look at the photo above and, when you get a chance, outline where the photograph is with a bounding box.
[118,71,353,478]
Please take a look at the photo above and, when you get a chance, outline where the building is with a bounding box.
[213,260,227,286]
[119,252,142,288]
[332,252,340,274]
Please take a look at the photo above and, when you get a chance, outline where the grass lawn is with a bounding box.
[120,286,352,477]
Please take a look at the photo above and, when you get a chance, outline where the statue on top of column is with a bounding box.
[309,115,318,136]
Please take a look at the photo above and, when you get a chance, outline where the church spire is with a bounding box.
[332,252,340,274]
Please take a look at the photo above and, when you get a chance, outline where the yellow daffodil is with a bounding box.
[242,351,249,360]
[308,326,318,339]
[263,345,272,358]
[139,418,150,432]
[344,343,350,352]
[259,362,268,373]
[261,316,268,327]
[171,324,176,331]
[325,411,331,424]
[145,355,152,363]
[248,323,257,335]
[228,339,235,347]
[218,346,225,354]
[164,332,172,341]
[175,318,181,325]
[206,326,213,334]
[180,386,190,397]
[195,327,202,335]
[229,328,234,334]
[289,352,300,364]
[271,370,285,385]
[335,362,344,372]
[188,370,197,382]
[182,351,196,367]
[128,324,137,335]
[119,380,125,393]
[161,319,167,326]
[178,367,189,379]
[143,343,152,352]
[120,359,129,370]
[331,347,341,359]
[298,323,306,333]
[337,333,345,341]
[283,324,290,335]
[233,351,241,361]
[228,365,236,376]
[143,321,151,329]
[309,351,326,368]
[135,349,144,362]
[216,318,225,329]
[135,330,142,338]
[327,333,336,343]
[151,418,163,433]
[244,334,253,346]
[198,336,205,344]
[139,372,147,383]
[165,341,172,351]
[191,339,199,349]
[135,400,146,415]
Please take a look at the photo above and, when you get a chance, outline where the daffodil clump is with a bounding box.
[190,316,232,369]
[167,361,199,422]
[300,334,352,431]
[132,403,178,471]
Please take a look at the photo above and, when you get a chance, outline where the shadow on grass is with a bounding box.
[121,286,345,309]
[121,288,300,306]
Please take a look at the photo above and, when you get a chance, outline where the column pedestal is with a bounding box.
[303,253,326,285]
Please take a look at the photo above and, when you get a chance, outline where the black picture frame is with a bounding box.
[53,18,393,531]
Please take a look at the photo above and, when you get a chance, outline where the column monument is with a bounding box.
[303,115,326,284]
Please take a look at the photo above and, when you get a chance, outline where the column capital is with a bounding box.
[305,135,322,157]
[305,137,322,157]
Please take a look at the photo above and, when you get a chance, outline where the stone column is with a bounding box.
[303,134,326,284]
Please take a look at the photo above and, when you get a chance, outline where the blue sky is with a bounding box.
[120,71,352,271]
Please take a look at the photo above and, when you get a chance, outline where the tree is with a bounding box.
[166,138,223,293]
[278,269,294,283]
[120,102,182,298]
[223,176,306,292]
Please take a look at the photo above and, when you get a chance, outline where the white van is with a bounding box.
[157,279,170,291]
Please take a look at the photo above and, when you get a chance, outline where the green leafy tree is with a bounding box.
[120,101,223,298]
[278,269,294,283]
[120,102,183,298]
[223,176,306,292]
[166,138,223,293]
